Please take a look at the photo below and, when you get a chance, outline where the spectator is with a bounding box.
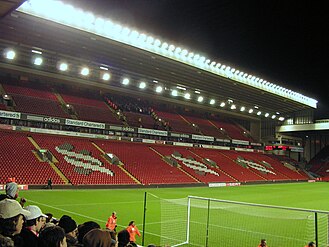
[105,212,117,232]
[0,199,31,245]
[58,215,78,246]
[82,228,115,247]
[305,242,316,247]
[0,181,26,207]
[126,221,140,246]
[117,229,132,247]
[258,239,268,247]
[38,225,67,247]
[77,221,100,244]
[19,205,48,247]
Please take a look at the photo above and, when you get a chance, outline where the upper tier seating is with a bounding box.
[156,111,199,134]
[2,84,69,118]
[210,118,251,141]
[309,146,329,180]
[183,115,228,139]
[0,130,64,185]
[60,93,122,125]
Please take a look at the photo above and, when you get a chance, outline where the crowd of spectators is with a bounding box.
[0,180,155,247]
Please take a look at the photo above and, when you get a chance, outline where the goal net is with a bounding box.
[145,194,329,247]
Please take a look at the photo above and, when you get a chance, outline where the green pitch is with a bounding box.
[16,182,329,246]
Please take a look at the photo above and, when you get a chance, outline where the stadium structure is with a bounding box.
[0,0,329,188]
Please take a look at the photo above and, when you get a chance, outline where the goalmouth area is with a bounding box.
[16,182,329,247]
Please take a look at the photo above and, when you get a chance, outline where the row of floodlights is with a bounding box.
[3,48,284,121]
[17,0,317,108]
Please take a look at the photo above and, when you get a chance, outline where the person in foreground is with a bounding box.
[258,239,268,247]
[126,221,141,246]
[38,225,67,247]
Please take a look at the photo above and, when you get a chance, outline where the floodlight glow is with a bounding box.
[240,106,245,112]
[265,113,270,117]
[59,62,68,71]
[80,67,89,76]
[197,96,203,102]
[257,111,262,116]
[209,99,215,105]
[279,117,285,121]
[122,78,130,85]
[271,115,276,119]
[155,86,163,93]
[220,102,225,107]
[230,104,236,110]
[171,89,178,96]
[248,109,253,114]
[139,81,146,89]
[184,93,191,99]
[33,57,43,66]
[176,86,186,90]
[31,49,42,54]
[17,0,318,109]
[4,49,16,60]
[102,72,111,81]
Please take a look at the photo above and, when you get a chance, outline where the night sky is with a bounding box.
[64,0,329,118]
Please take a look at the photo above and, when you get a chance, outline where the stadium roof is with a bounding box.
[0,0,317,120]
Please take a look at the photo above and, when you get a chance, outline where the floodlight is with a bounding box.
[209,99,215,105]
[220,102,225,107]
[184,93,191,99]
[155,86,163,93]
[257,111,262,116]
[4,49,16,60]
[271,115,276,119]
[33,56,43,66]
[80,67,89,76]
[248,109,254,114]
[265,113,270,117]
[279,117,285,121]
[58,62,68,71]
[122,78,130,85]
[197,96,203,102]
[230,105,236,110]
[102,72,111,81]
[240,106,245,112]
[171,89,178,96]
[139,81,146,89]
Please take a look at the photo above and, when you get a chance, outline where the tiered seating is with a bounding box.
[0,130,64,185]
[0,103,6,110]
[309,146,329,180]
[210,118,251,141]
[152,145,234,183]
[3,84,69,118]
[32,134,135,185]
[192,149,263,182]
[124,111,156,129]
[156,111,198,134]
[94,140,198,185]
[60,93,122,125]
[183,115,228,138]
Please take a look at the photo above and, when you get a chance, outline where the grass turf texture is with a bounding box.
[15,182,329,246]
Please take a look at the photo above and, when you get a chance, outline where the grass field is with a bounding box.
[14,182,329,247]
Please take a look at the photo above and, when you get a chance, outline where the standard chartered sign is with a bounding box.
[65,119,105,129]
[0,110,21,119]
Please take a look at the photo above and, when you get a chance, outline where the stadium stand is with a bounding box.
[309,146,329,180]
[0,130,64,185]
[93,140,199,185]
[30,133,136,185]
[2,83,69,118]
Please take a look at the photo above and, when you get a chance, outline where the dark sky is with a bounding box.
[65,0,329,118]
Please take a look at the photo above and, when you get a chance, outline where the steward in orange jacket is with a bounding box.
[126,221,141,243]
[105,212,117,231]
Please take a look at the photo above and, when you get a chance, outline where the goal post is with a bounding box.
[144,193,329,247]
